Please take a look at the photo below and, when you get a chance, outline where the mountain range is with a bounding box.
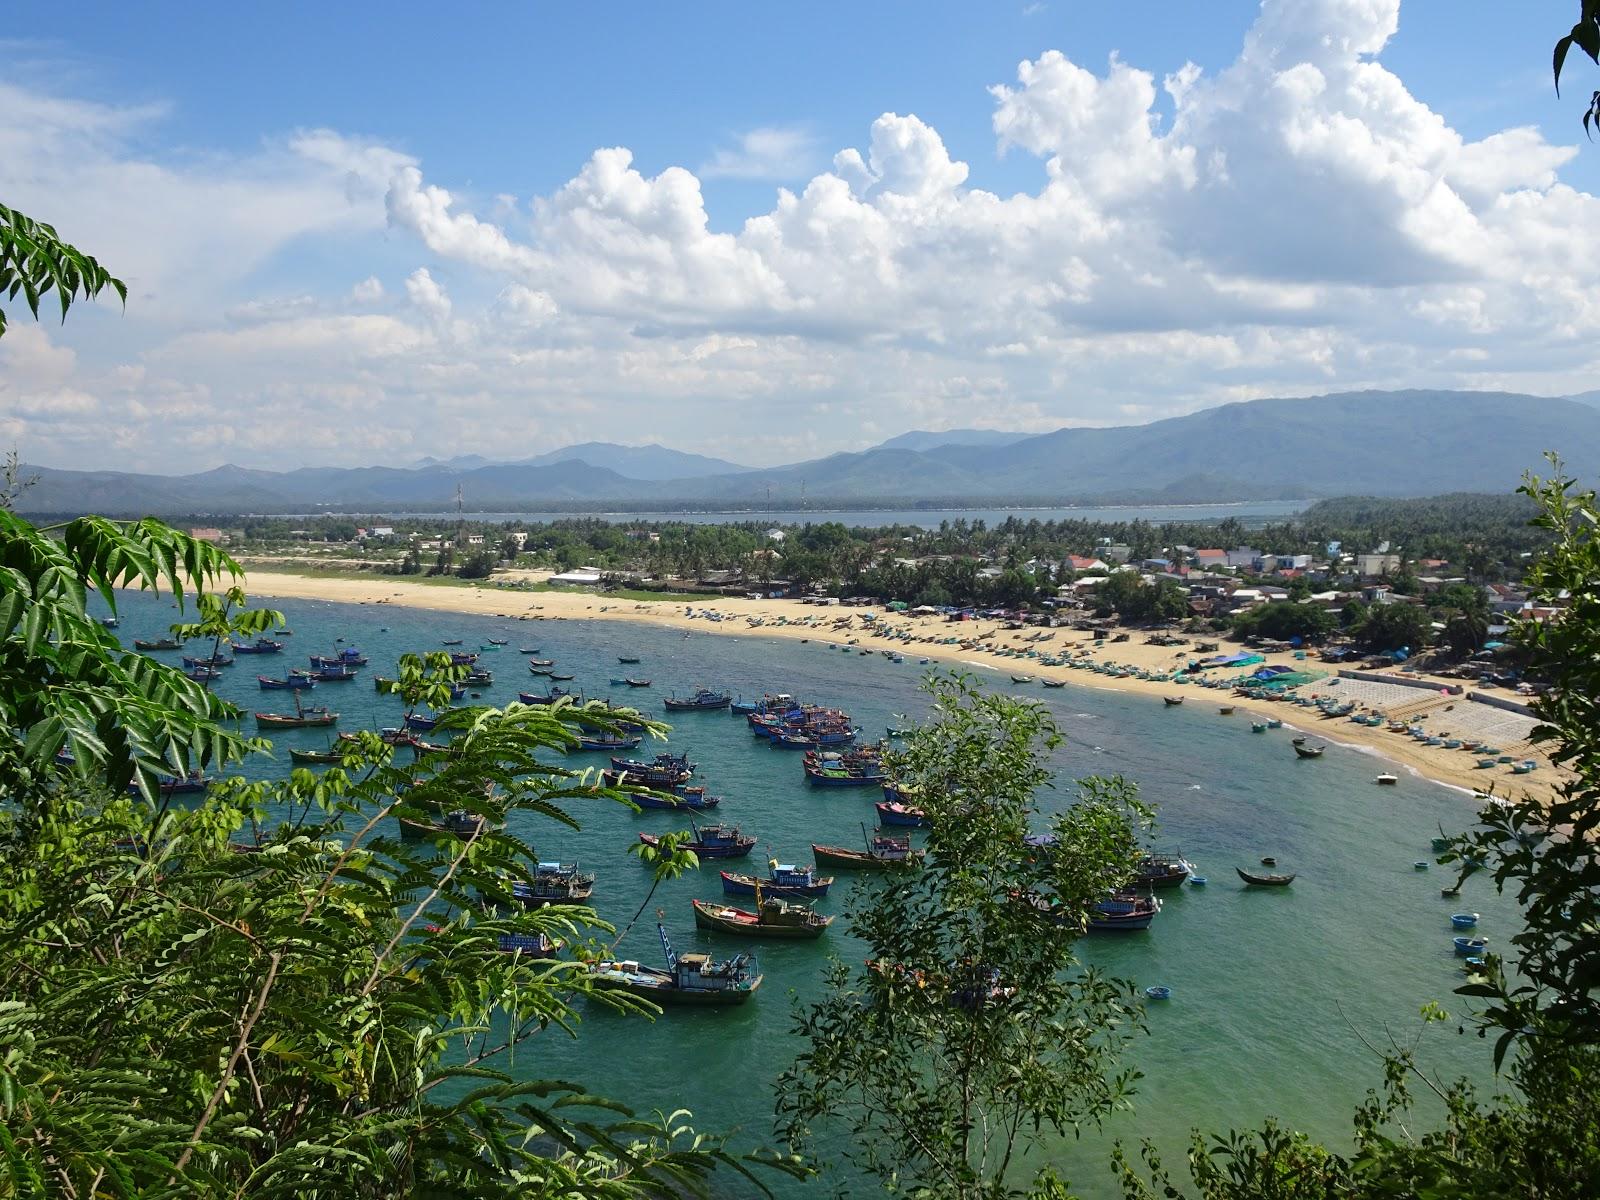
[14,389,1600,515]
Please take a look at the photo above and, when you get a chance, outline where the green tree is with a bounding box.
[779,675,1149,1198]
[1232,600,1336,642]
[1352,601,1430,653]
[457,549,497,579]
[0,201,125,338]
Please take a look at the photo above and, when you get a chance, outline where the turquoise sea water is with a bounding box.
[106,589,1516,1197]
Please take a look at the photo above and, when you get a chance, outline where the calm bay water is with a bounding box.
[108,588,1514,1197]
[347,500,1310,529]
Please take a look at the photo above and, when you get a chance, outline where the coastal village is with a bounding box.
[228,519,1563,805]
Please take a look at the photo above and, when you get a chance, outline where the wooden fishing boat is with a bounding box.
[1042,679,1067,688]
[1219,705,1235,715]
[1163,696,1184,706]
[1375,773,1399,785]
[527,658,555,667]
[663,689,732,711]
[639,821,755,859]
[588,923,761,1006]
[133,637,181,651]
[182,653,233,669]
[1236,867,1296,886]
[811,829,922,870]
[875,800,930,828]
[576,732,643,752]
[721,862,832,899]
[617,656,642,664]
[259,674,315,691]
[1087,892,1161,932]
[604,752,694,788]
[310,649,366,667]
[184,667,221,681]
[518,647,541,654]
[288,746,347,765]
[487,638,508,646]
[518,687,573,706]
[692,896,833,939]
[1293,743,1325,759]
[548,673,575,681]
[630,786,720,811]
[624,678,651,688]
[254,706,338,729]
[1010,675,1033,685]
[442,639,464,646]
[1133,853,1193,889]
[399,809,487,840]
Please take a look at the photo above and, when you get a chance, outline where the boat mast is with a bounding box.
[656,920,677,972]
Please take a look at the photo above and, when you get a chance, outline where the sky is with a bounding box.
[2,0,1598,473]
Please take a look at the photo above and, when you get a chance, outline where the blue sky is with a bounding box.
[4,1,1599,472]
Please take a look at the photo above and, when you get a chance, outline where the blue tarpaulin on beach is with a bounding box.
[1203,652,1264,667]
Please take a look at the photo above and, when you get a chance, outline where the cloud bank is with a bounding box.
[3,0,1598,473]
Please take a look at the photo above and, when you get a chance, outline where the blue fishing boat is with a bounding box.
[507,862,595,906]
[631,785,721,811]
[231,637,285,654]
[587,922,762,1006]
[639,821,755,859]
[518,687,572,706]
[1451,913,1480,929]
[1453,935,1487,956]
[721,861,832,899]
[1144,985,1172,1000]
[310,648,367,667]
[604,752,695,788]
[404,712,446,732]
[875,800,930,828]
[259,674,315,690]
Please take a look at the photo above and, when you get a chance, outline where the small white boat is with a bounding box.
[1375,773,1398,785]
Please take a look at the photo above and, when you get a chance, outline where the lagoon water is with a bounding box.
[110,587,1514,1197]
[366,500,1311,529]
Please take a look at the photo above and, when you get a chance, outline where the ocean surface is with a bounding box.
[105,588,1515,1197]
[336,500,1311,529]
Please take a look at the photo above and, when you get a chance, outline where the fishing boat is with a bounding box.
[1453,935,1488,956]
[721,861,832,899]
[184,667,221,681]
[1133,853,1193,889]
[399,809,487,840]
[1375,773,1399,785]
[663,689,732,711]
[1163,696,1184,706]
[639,821,755,859]
[1512,760,1537,775]
[259,675,316,691]
[631,785,721,811]
[404,711,447,732]
[487,638,508,646]
[310,648,367,667]
[588,923,761,1006]
[133,637,181,651]
[811,828,922,870]
[1251,721,1268,733]
[1087,892,1161,931]
[182,653,233,669]
[253,700,338,729]
[1042,679,1067,688]
[1431,836,1452,852]
[691,896,834,939]
[442,639,464,646]
[604,752,695,787]
[1144,986,1172,1001]
[1219,705,1234,715]
[518,687,573,706]
[548,673,575,682]
[617,656,642,664]
[465,668,494,685]
[518,647,541,654]
[1293,743,1325,759]
[624,678,651,688]
[1451,913,1480,929]
[1010,675,1033,685]
[576,732,643,752]
[875,800,930,828]
[527,658,555,667]
[506,862,595,906]
[299,664,357,682]
[1236,867,1296,886]
[135,770,210,796]
[231,637,285,654]
[288,746,347,765]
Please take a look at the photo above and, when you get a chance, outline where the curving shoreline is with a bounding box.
[239,567,1560,807]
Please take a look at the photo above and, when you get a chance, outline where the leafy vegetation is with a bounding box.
[0,201,126,338]
[779,676,1150,1197]
[0,511,804,1196]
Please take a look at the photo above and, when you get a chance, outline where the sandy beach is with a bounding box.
[240,567,1561,806]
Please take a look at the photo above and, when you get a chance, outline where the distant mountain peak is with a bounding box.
[874,429,1031,453]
